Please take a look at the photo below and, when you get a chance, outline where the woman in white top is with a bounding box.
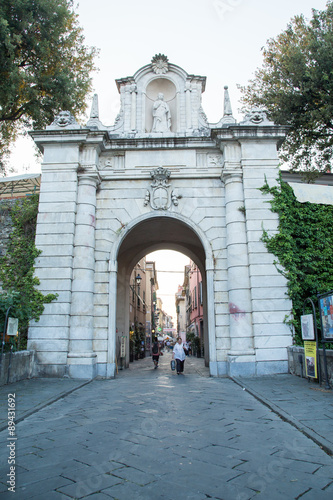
[172,337,186,375]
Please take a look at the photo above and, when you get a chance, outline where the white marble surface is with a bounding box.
[28,58,293,379]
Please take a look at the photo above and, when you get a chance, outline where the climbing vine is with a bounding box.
[260,174,333,345]
[0,194,57,350]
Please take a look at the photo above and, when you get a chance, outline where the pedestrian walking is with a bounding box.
[152,337,162,369]
[172,336,186,375]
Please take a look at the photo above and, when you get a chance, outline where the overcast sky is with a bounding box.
[7,0,329,320]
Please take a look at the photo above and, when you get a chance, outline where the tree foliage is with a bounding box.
[260,175,333,344]
[0,194,57,348]
[241,2,333,179]
[0,0,98,173]
[0,291,32,351]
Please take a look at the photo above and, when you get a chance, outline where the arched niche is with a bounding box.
[145,78,177,133]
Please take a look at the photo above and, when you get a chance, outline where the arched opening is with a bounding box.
[108,214,216,376]
[126,250,190,364]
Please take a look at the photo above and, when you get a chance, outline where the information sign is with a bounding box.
[7,318,18,336]
[301,314,315,340]
[120,336,126,358]
[304,341,317,379]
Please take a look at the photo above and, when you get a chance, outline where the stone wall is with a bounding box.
[288,345,333,387]
[0,201,38,386]
[0,199,17,257]
[0,350,37,386]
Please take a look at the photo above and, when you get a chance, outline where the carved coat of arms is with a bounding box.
[144,167,180,210]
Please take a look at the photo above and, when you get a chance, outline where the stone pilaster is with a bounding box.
[206,258,218,377]
[222,166,255,376]
[130,84,137,131]
[185,82,192,130]
[107,260,118,378]
[67,174,99,378]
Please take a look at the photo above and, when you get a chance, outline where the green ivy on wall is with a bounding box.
[0,194,57,350]
[260,174,333,345]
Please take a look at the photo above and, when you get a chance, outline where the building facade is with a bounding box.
[28,55,293,379]
[188,260,204,342]
[145,260,158,352]
[175,284,186,339]
[128,257,147,361]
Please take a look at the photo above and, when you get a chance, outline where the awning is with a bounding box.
[0,173,41,199]
[288,182,333,206]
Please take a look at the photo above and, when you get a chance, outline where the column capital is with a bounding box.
[77,172,101,188]
[221,168,243,184]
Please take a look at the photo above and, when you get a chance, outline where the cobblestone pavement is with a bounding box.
[0,351,332,499]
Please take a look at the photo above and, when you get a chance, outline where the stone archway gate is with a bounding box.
[28,55,292,379]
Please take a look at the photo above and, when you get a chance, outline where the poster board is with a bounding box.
[301,314,315,340]
[7,318,18,336]
[318,291,333,341]
[304,341,317,379]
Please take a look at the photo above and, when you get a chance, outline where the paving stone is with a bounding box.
[287,490,333,500]
[80,493,112,500]
[103,478,205,500]
[10,475,74,499]
[110,466,157,486]
[57,473,122,498]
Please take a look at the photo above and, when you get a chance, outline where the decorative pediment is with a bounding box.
[109,55,208,137]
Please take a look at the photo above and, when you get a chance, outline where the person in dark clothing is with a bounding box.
[152,336,162,369]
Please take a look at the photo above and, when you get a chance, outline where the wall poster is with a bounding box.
[318,291,333,341]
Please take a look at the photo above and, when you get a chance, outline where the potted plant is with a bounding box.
[193,336,201,358]
[186,332,195,356]
[129,330,134,362]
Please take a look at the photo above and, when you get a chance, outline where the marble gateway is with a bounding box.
[28,54,292,379]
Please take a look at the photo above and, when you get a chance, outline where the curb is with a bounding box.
[230,377,332,456]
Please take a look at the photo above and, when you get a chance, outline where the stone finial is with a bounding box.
[86,93,105,130]
[214,85,236,126]
[90,94,99,119]
[223,86,233,117]
[151,54,169,74]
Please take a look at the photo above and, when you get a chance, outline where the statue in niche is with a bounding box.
[152,93,171,132]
